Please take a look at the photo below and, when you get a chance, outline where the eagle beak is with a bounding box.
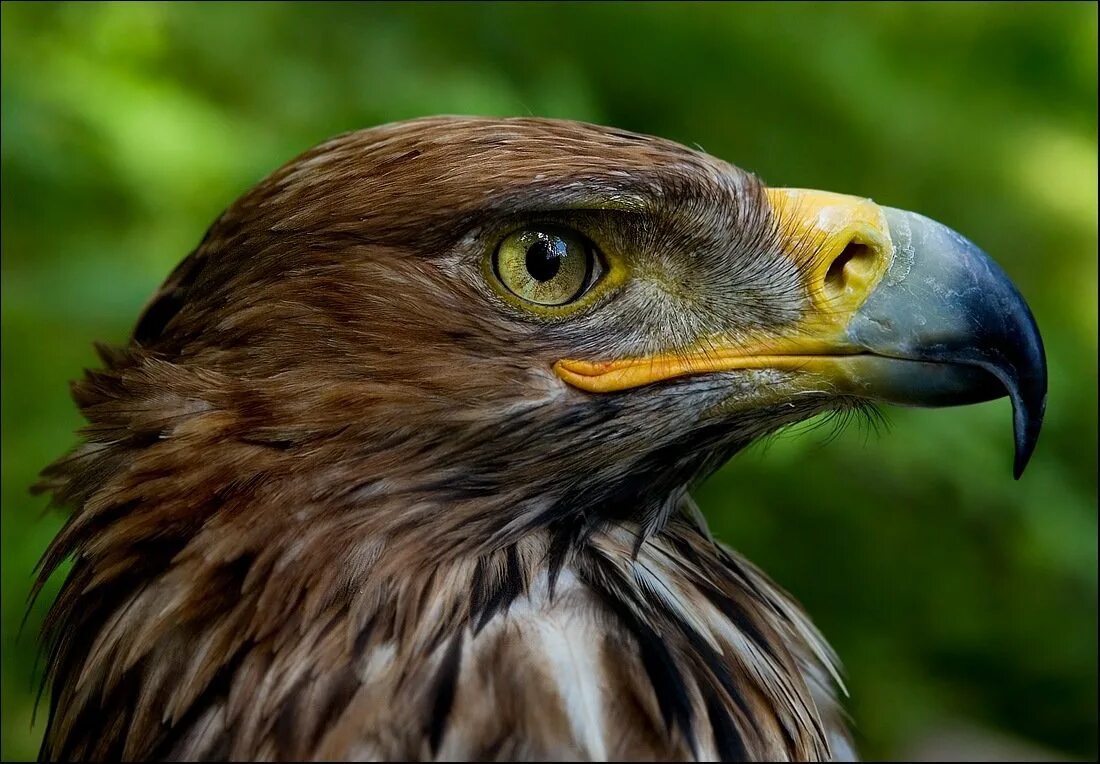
[554,189,1047,478]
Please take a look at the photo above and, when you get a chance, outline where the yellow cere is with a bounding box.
[764,188,892,321]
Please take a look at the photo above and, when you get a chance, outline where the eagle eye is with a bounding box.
[492,227,602,307]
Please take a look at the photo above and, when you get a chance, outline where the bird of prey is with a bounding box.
[34,117,1046,762]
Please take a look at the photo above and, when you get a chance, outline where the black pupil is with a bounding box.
[525,238,566,282]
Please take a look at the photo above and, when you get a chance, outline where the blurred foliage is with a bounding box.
[1,2,1096,760]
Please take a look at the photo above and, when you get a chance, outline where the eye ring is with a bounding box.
[491,226,603,307]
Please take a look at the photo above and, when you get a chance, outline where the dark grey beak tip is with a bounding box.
[1009,376,1047,480]
[1007,308,1048,480]
[966,267,1047,480]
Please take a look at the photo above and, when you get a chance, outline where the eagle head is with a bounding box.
[36,117,1046,761]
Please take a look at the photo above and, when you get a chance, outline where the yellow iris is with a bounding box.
[494,227,594,306]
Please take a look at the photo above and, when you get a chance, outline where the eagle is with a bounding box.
[34,117,1046,762]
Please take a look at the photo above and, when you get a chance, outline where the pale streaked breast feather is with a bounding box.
[280,514,850,760]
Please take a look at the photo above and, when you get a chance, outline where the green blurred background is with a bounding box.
[1,2,1095,760]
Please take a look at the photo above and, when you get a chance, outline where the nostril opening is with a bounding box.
[824,241,874,296]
